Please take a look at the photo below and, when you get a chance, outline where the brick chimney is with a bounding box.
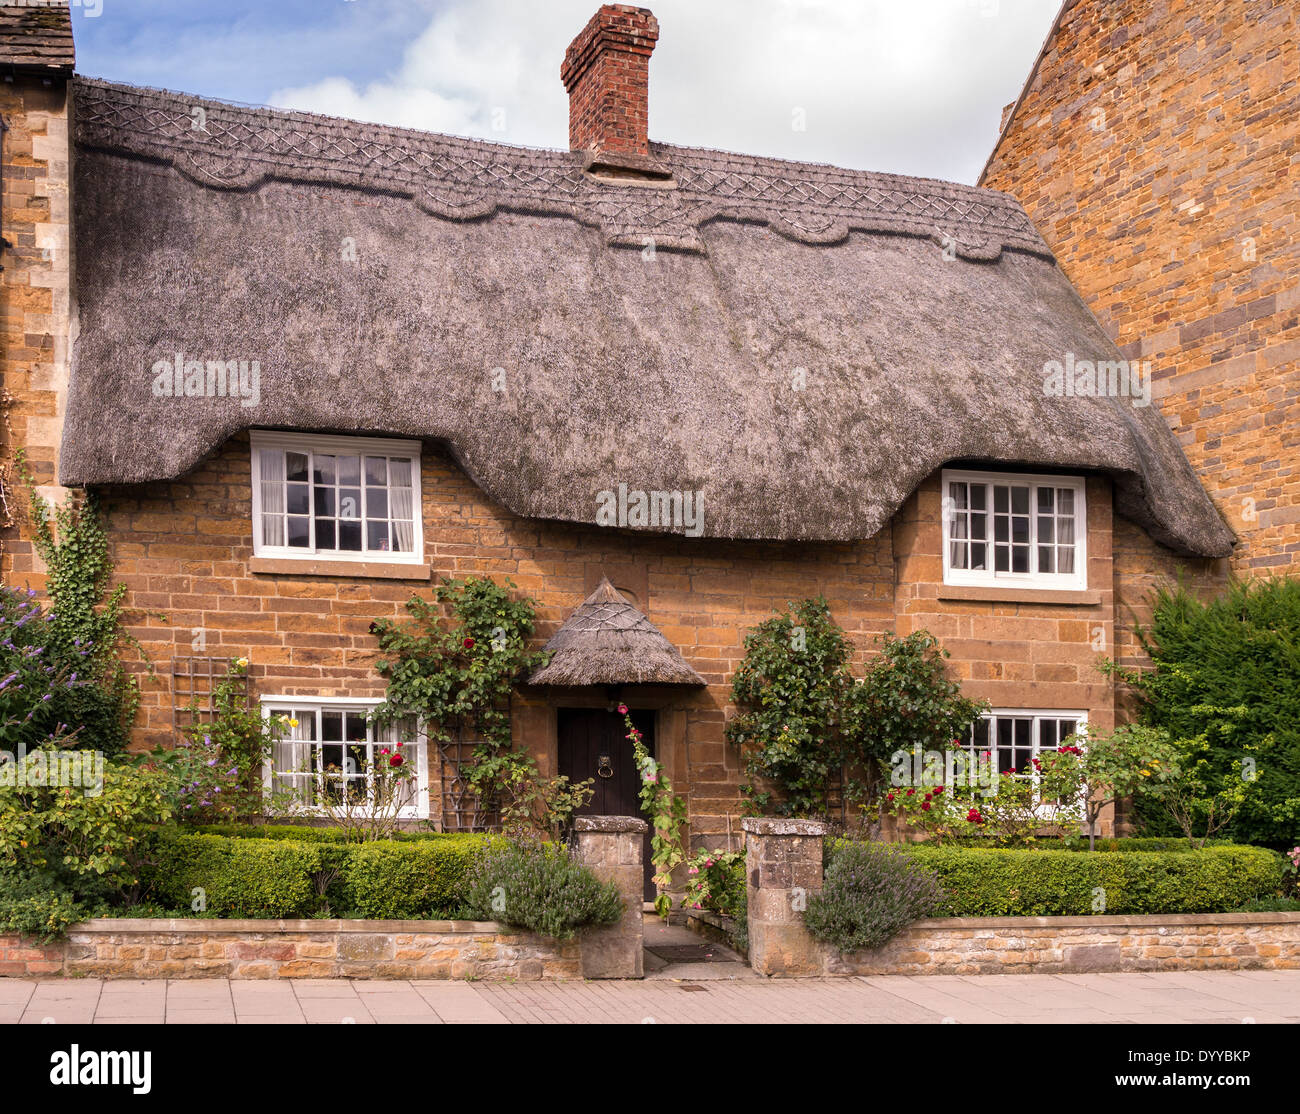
[561,5,659,159]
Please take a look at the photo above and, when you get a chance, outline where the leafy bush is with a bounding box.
[343,838,491,918]
[465,839,623,940]
[0,756,174,938]
[189,823,459,843]
[1235,897,1300,913]
[1121,578,1300,846]
[900,843,1282,916]
[141,830,491,919]
[144,832,334,918]
[804,840,943,952]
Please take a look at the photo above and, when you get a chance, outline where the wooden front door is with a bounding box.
[557,707,655,901]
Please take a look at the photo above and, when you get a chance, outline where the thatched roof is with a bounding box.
[0,1,74,73]
[528,579,705,686]
[60,77,1233,557]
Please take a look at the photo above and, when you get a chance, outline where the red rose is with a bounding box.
[463,637,475,649]
[921,802,931,811]
[886,793,895,802]
[906,789,915,797]
[934,785,944,795]
[389,754,404,768]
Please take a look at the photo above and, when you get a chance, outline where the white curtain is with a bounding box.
[259,449,286,547]
[389,459,414,552]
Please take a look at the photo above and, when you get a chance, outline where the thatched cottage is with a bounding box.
[2,5,1234,858]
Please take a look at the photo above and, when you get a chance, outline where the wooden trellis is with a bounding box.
[171,657,245,736]
[436,731,497,833]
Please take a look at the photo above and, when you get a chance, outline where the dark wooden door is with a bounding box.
[557,708,655,901]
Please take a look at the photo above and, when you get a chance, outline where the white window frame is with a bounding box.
[941,469,1087,591]
[250,430,423,565]
[260,696,429,820]
[961,708,1088,817]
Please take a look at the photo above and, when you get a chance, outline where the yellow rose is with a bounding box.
[289,718,299,728]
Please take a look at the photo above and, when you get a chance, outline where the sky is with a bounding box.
[70,0,1063,185]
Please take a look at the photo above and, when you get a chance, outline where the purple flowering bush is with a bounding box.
[0,584,94,748]
[803,839,944,953]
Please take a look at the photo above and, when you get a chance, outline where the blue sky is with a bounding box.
[70,0,1062,184]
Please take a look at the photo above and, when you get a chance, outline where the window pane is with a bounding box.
[287,516,310,548]
[950,482,968,510]
[971,484,987,511]
[339,521,362,551]
[286,483,309,515]
[367,488,388,519]
[313,454,336,487]
[995,517,1009,542]
[286,452,309,483]
[970,542,987,569]
[315,520,336,550]
[1012,516,1029,544]
[995,546,1009,572]
[389,459,412,487]
[367,521,390,552]
[339,488,361,520]
[314,487,336,516]
[1037,487,1054,513]
[337,455,361,485]
[1038,545,1054,572]
[1038,516,1054,543]
[1058,547,1075,574]
[1011,487,1029,515]
[1011,545,1030,573]
[994,486,1008,513]
[1058,488,1075,515]
[365,457,387,485]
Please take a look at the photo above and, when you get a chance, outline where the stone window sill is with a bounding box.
[938,585,1102,606]
[250,557,431,581]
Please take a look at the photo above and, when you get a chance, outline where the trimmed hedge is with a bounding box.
[188,824,457,843]
[142,830,492,919]
[898,844,1283,917]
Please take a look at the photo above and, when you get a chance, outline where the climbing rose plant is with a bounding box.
[622,707,685,919]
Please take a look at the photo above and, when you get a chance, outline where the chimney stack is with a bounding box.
[561,5,659,159]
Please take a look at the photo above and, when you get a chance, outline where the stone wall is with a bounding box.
[1,72,74,580]
[824,913,1300,976]
[0,920,580,980]
[743,818,1300,976]
[982,0,1298,577]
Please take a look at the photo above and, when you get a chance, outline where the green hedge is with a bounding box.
[142,830,493,919]
[188,824,458,843]
[897,844,1283,917]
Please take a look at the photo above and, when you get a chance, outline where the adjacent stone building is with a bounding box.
[2,3,1240,854]
[981,0,1298,579]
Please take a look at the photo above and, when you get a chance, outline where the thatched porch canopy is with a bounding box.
[528,579,704,687]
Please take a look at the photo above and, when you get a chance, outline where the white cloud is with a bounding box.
[270,0,1060,183]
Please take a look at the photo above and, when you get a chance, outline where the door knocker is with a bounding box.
[597,754,614,778]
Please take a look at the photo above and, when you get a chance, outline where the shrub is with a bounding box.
[189,824,459,843]
[803,840,943,953]
[343,838,491,918]
[1121,578,1300,846]
[900,843,1282,916]
[465,839,623,940]
[144,832,332,918]
[140,830,492,919]
[0,756,173,938]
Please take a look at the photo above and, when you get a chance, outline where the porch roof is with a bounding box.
[528,579,705,687]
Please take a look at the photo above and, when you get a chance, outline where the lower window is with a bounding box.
[958,710,1086,804]
[262,699,427,818]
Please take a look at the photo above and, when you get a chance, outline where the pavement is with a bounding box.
[3,969,1297,1024]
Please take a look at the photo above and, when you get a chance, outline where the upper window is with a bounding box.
[251,432,422,563]
[941,470,1086,590]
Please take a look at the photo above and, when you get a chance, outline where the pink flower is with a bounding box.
[617,703,628,714]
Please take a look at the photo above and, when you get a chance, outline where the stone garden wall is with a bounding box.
[0,920,581,980]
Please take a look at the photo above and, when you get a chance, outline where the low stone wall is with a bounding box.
[742,817,1300,977]
[0,919,581,980]
[825,912,1300,976]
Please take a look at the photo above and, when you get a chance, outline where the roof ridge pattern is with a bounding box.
[71,77,1049,261]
